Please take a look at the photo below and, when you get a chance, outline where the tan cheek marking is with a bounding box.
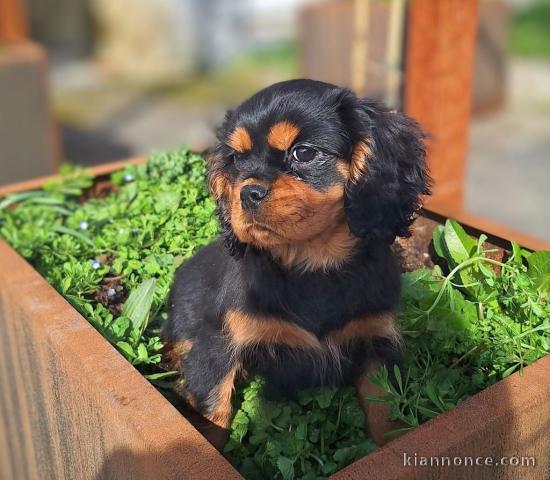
[224,308,322,351]
[209,173,231,200]
[265,175,344,220]
[267,121,300,151]
[349,139,372,183]
[228,126,253,153]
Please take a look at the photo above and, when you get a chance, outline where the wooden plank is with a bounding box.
[0,240,242,480]
[0,157,146,196]
[405,0,478,209]
[0,0,28,42]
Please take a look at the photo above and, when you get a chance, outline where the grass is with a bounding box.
[0,149,548,479]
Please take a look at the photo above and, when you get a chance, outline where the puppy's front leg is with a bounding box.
[356,337,404,446]
[174,334,241,449]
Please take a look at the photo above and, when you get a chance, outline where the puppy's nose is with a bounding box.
[240,184,269,210]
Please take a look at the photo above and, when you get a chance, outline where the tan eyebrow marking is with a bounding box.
[267,121,300,151]
[228,126,253,153]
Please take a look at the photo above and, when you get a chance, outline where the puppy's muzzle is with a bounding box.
[240,184,269,211]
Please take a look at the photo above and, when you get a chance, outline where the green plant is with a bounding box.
[1,151,548,480]
[368,220,550,432]
[0,149,219,371]
[225,378,376,480]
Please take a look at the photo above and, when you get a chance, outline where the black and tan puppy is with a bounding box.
[162,79,429,446]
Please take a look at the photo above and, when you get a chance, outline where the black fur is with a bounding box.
[342,98,430,243]
[162,79,429,429]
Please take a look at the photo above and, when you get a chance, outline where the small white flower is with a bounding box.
[91,260,101,269]
[124,173,134,182]
[80,221,89,230]
[107,288,116,297]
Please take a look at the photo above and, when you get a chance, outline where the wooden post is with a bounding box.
[0,0,28,42]
[0,43,61,185]
[405,0,478,211]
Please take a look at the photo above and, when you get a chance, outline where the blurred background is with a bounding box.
[0,0,549,240]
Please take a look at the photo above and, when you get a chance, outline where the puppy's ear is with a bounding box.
[206,145,246,257]
[344,100,430,243]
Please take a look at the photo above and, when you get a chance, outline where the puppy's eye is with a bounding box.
[292,146,317,163]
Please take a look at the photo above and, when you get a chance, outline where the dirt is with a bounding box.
[394,216,440,272]
[81,179,118,203]
[92,253,126,316]
[395,214,508,274]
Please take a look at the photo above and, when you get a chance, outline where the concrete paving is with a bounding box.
[467,59,550,240]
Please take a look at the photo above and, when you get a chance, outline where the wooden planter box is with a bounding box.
[1,160,549,480]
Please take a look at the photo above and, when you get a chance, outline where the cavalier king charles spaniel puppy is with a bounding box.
[162,79,429,446]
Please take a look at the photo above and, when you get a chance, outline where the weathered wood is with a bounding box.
[405,0,478,210]
[0,0,28,42]
[0,157,145,197]
[0,240,242,480]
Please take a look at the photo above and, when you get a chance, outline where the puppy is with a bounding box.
[162,79,429,446]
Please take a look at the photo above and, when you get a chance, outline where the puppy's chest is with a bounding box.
[245,268,364,335]
[225,258,397,355]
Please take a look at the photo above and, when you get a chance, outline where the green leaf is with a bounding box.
[315,388,336,409]
[333,446,354,463]
[116,341,136,360]
[137,343,149,361]
[0,190,46,210]
[432,225,445,259]
[527,251,550,290]
[501,364,519,378]
[144,371,179,380]
[393,365,403,393]
[276,457,294,480]
[442,219,477,265]
[511,241,523,266]
[122,278,157,340]
[52,225,95,247]
[425,382,445,411]
[154,191,182,212]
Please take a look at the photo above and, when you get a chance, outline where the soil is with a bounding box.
[395,215,508,273]
[81,179,118,203]
[92,254,126,316]
[394,216,439,272]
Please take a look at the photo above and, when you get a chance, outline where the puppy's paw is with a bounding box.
[365,400,406,446]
